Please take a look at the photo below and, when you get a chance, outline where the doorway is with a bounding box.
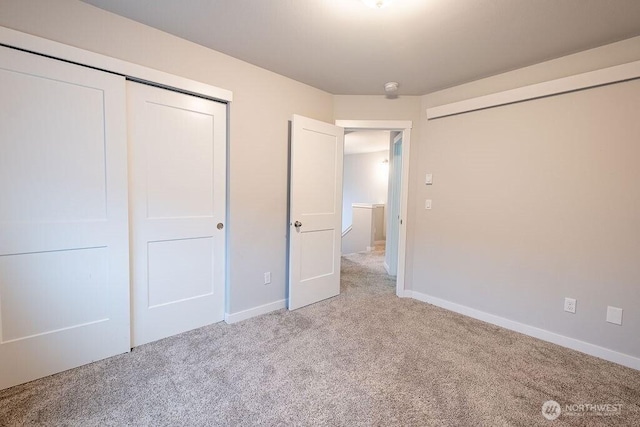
[286,117,410,311]
[341,130,391,258]
[336,120,412,297]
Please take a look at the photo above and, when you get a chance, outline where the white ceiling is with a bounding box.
[82,0,640,95]
[344,131,390,155]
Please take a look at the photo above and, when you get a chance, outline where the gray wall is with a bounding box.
[0,0,334,315]
[416,37,640,358]
[2,0,639,360]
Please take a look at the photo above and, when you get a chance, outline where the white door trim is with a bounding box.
[335,120,412,298]
[0,26,232,102]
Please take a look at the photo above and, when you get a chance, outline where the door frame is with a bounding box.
[335,120,412,297]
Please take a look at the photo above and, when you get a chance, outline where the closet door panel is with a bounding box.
[127,81,226,347]
[0,46,130,390]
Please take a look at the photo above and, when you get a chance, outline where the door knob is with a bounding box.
[217,223,224,230]
[294,221,302,229]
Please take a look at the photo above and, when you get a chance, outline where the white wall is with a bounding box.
[342,149,389,233]
[416,36,640,359]
[342,205,383,255]
[0,0,334,315]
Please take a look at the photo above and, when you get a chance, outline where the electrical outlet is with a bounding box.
[264,272,271,285]
[564,297,576,314]
[606,306,623,325]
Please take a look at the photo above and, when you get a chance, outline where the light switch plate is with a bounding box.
[606,306,623,325]
[425,173,433,185]
[425,199,432,210]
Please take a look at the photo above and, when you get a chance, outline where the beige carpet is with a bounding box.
[1,249,639,426]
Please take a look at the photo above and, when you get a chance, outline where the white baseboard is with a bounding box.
[224,299,286,324]
[408,290,640,371]
[397,289,411,298]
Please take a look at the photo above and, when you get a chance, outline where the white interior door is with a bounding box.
[128,81,226,347]
[0,46,130,390]
[289,115,344,310]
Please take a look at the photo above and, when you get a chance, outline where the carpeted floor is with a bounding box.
[1,249,639,426]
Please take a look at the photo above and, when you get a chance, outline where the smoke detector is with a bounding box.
[384,82,399,93]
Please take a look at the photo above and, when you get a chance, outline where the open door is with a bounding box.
[288,115,344,310]
[385,132,402,276]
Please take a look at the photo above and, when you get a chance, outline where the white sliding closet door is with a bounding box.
[127,82,226,347]
[0,46,130,390]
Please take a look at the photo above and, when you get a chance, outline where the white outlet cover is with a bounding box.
[606,306,623,325]
[564,297,576,313]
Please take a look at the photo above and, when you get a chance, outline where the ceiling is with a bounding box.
[82,0,640,96]
[344,131,390,155]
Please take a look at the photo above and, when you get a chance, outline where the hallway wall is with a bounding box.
[342,150,389,233]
